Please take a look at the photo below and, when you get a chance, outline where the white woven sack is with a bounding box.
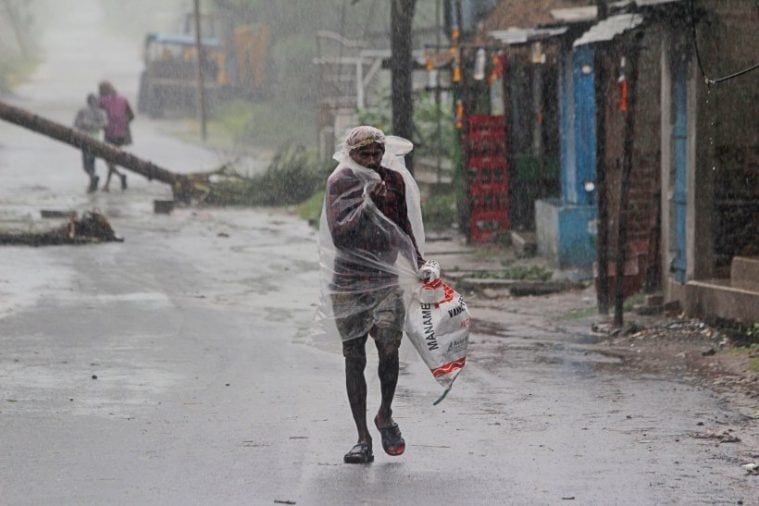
[405,278,470,403]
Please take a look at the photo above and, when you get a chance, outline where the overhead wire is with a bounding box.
[688,0,759,86]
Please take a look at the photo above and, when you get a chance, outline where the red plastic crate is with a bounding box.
[465,129,506,154]
[466,156,508,187]
[468,155,507,171]
[468,181,508,197]
[467,114,506,131]
[461,114,511,242]
[468,192,508,211]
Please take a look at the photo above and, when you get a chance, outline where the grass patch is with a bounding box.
[296,191,324,226]
[559,307,598,320]
[719,344,759,373]
[623,292,646,311]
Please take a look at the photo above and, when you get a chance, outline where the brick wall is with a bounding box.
[600,30,661,270]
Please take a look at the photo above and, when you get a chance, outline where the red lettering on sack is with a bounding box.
[432,357,466,377]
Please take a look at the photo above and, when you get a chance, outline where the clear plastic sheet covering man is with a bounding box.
[316,128,425,344]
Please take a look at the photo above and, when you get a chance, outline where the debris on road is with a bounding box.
[0,211,122,246]
[153,200,174,214]
[743,462,758,475]
[690,429,741,444]
[40,209,74,218]
[598,317,759,410]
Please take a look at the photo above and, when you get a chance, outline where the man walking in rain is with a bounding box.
[319,125,438,464]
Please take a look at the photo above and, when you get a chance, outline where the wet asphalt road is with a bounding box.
[1,2,756,505]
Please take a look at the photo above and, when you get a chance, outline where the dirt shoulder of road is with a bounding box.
[464,281,759,461]
[591,313,759,419]
[429,233,758,423]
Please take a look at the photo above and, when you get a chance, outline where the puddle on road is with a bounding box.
[470,316,625,375]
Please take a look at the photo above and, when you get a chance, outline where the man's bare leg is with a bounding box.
[373,333,405,456]
[343,336,373,463]
[375,340,399,426]
[345,350,372,448]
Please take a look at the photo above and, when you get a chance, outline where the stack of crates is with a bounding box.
[463,114,509,242]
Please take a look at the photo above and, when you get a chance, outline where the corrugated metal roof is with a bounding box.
[550,6,597,23]
[573,13,645,47]
[489,26,569,45]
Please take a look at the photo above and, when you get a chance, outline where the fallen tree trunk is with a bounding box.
[0,99,207,202]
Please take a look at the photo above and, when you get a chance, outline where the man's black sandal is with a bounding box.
[343,442,374,464]
[375,417,405,456]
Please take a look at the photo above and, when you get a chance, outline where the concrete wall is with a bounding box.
[536,198,597,271]
[695,0,759,272]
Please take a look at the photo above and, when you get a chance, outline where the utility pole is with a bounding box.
[193,0,208,141]
[390,0,417,173]
[594,0,610,315]
[614,34,642,327]
[435,0,442,183]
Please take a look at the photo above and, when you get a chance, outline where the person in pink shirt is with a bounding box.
[98,81,134,191]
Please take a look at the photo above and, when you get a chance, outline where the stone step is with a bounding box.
[685,279,759,323]
[731,256,759,291]
[510,230,537,258]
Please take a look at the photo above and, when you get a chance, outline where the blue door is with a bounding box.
[671,52,688,283]
[571,46,596,207]
[558,47,573,202]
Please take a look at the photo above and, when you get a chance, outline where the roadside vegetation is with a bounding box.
[466,265,553,282]
[0,1,41,93]
[0,57,39,93]
[204,144,330,207]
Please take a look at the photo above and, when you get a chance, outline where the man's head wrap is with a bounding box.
[343,126,386,156]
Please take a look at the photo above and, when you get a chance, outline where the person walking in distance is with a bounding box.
[98,80,134,191]
[73,93,107,193]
